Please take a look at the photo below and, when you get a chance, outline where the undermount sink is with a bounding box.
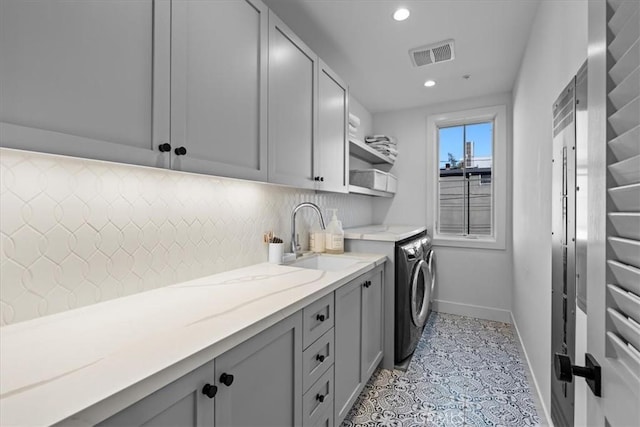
[289,254,362,271]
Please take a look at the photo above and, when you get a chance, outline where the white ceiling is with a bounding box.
[263,0,541,114]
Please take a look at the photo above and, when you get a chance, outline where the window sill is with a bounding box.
[432,235,505,250]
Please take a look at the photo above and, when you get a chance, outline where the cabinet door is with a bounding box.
[97,360,215,427]
[361,265,384,380]
[267,11,317,189]
[334,278,363,424]
[215,313,302,427]
[316,60,349,193]
[171,0,268,181]
[0,0,170,169]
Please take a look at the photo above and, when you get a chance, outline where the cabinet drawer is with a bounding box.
[310,406,334,427]
[302,328,334,392]
[303,293,334,348]
[303,365,334,427]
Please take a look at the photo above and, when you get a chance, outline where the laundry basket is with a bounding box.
[349,169,387,191]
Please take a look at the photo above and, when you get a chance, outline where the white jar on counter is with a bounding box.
[324,209,344,254]
[309,223,325,253]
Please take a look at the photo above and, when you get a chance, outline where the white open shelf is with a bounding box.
[348,185,395,198]
[348,138,394,165]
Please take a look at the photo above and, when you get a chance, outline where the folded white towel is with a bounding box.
[365,135,396,144]
[368,142,397,149]
[348,113,361,128]
[349,123,358,134]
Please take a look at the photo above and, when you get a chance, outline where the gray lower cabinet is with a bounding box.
[334,265,384,424]
[170,0,268,181]
[97,360,216,427]
[361,265,384,380]
[88,266,384,427]
[215,312,303,427]
[0,0,170,169]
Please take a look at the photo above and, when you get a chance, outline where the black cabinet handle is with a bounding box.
[320,177,324,182]
[174,146,187,156]
[158,143,171,152]
[202,383,218,398]
[314,176,320,181]
[220,373,234,387]
[316,314,325,322]
[316,354,325,363]
[316,393,325,403]
[363,280,371,288]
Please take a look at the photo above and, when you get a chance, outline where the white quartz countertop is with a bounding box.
[343,224,427,242]
[0,253,386,427]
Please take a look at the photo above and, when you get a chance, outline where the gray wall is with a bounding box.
[371,92,514,322]
[511,0,588,420]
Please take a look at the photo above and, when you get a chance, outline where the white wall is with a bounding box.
[372,92,513,322]
[511,0,588,419]
[0,148,373,326]
[348,95,375,170]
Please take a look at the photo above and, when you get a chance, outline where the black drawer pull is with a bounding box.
[220,373,234,387]
[316,354,325,363]
[174,146,187,156]
[202,383,218,398]
[158,143,171,152]
[316,393,325,403]
[316,314,325,322]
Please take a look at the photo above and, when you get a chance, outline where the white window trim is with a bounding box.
[426,105,507,250]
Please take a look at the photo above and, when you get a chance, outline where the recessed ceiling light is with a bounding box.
[424,80,436,87]
[393,8,410,21]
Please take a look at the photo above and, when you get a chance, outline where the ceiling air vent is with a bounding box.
[409,39,455,67]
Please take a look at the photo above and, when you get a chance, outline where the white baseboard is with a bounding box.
[511,312,553,427]
[433,299,512,323]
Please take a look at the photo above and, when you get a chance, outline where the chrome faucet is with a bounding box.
[291,202,326,256]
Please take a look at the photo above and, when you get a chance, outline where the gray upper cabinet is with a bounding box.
[0,0,171,169]
[215,312,303,427]
[267,11,318,189]
[316,60,349,193]
[97,359,216,427]
[334,265,384,425]
[170,0,268,181]
[0,0,351,194]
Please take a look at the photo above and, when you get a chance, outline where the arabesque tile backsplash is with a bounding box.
[0,148,373,326]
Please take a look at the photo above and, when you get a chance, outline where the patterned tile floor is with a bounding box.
[342,312,541,426]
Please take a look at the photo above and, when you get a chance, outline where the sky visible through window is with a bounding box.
[439,122,493,168]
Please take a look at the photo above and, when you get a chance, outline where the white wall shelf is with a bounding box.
[348,185,394,198]
[349,138,394,165]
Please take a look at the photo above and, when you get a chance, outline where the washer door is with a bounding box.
[426,249,436,301]
[410,259,431,327]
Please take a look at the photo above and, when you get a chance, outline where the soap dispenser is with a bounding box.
[325,209,344,254]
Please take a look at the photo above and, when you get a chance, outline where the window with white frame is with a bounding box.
[427,105,507,249]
